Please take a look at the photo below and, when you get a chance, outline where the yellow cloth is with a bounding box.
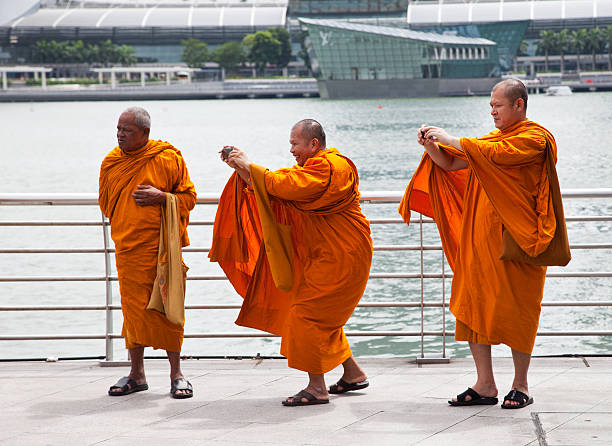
[210,148,373,374]
[399,120,558,354]
[99,140,196,351]
[147,193,188,325]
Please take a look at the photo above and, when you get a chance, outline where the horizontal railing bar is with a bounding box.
[1,216,609,227]
[1,189,611,206]
[2,243,611,255]
[3,300,612,312]
[4,330,612,342]
[2,271,611,282]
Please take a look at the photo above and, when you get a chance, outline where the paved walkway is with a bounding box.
[1,357,610,445]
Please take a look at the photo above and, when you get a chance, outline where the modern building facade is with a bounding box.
[2,1,288,63]
[300,18,499,98]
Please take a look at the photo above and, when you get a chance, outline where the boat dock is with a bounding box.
[2,356,611,445]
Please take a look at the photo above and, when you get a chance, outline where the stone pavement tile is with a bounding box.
[538,412,612,446]
[94,435,206,446]
[312,402,495,446]
[0,432,113,446]
[415,414,538,446]
[213,421,336,444]
[130,418,251,440]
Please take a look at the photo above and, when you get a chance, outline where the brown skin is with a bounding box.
[417,87,530,406]
[221,125,368,404]
[116,112,166,206]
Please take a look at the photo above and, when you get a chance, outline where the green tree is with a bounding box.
[570,29,587,73]
[538,30,557,72]
[604,26,612,70]
[242,31,281,75]
[116,44,137,65]
[267,26,292,69]
[181,38,209,68]
[585,27,602,70]
[213,41,245,79]
[97,40,117,66]
[556,29,571,74]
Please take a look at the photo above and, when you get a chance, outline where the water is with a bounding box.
[1,93,611,360]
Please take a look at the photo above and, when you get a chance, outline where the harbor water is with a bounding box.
[1,92,611,360]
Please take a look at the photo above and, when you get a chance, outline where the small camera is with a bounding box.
[221,146,233,160]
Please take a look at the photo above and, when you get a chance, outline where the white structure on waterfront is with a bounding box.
[0,66,52,90]
[92,66,196,88]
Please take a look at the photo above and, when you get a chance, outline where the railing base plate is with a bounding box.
[98,360,131,367]
[416,356,450,364]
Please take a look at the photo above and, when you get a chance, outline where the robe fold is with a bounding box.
[210,148,373,374]
[399,120,558,353]
[99,140,196,352]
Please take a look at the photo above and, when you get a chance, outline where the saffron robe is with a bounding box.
[210,148,373,374]
[399,120,558,354]
[99,140,196,352]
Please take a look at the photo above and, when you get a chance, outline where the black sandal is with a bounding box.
[170,378,193,399]
[108,376,148,396]
[328,378,369,394]
[501,388,533,409]
[282,389,329,407]
[448,387,498,406]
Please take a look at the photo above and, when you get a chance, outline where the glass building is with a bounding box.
[301,19,497,80]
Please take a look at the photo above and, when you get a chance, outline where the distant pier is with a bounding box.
[0,79,319,102]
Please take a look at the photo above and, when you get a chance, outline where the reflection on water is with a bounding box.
[1,93,611,360]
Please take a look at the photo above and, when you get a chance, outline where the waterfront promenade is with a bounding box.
[2,356,611,445]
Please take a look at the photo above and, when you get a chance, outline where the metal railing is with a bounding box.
[1,189,611,362]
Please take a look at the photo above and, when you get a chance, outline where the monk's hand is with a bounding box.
[422,126,460,148]
[132,185,166,206]
[226,147,251,172]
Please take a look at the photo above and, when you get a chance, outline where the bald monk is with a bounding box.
[209,119,372,406]
[399,79,564,409]
[99,107,197,399]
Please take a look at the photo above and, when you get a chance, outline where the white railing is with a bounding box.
[1,189,611,362]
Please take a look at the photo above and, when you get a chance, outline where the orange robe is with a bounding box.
[210,148,373,374]
[99,140,196,352]
[399,120,557,354]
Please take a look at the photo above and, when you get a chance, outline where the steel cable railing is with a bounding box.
[0,189,611,361]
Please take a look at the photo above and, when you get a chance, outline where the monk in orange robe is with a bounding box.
[209,119,373,406]
[399,79,561,409]
[99,107,196,399]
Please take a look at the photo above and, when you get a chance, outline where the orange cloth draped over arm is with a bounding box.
[399,121,557,353]
[99,140,196,352]
[210,148,373,374]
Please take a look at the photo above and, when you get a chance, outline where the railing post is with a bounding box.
[442,250,446,359]
[419,213,424,359]
[101,212,114,362]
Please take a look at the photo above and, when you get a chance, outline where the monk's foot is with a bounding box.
[450,383,497,403]
[108,374,148,396]
[170,373,193,398]
[502,386,531,408]
[329,374,369,394]
[282,386,329,406]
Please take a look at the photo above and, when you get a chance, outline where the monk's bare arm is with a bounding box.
[418,125,468,171]
[223,147,252,185]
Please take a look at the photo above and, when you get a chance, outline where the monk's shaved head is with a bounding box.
[492,79,528,111]
[293,119,326,148]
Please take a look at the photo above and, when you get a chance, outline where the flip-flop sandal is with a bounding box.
[448,387,498,406]
[501,388,533,409]
[108,376,148,396]
[328,378,370,394]
[170,378,194,399]
[282,389,329,407]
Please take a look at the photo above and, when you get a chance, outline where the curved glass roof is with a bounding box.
[10,5,287,28]
[299,18,496,45]
[407,0,611,25]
